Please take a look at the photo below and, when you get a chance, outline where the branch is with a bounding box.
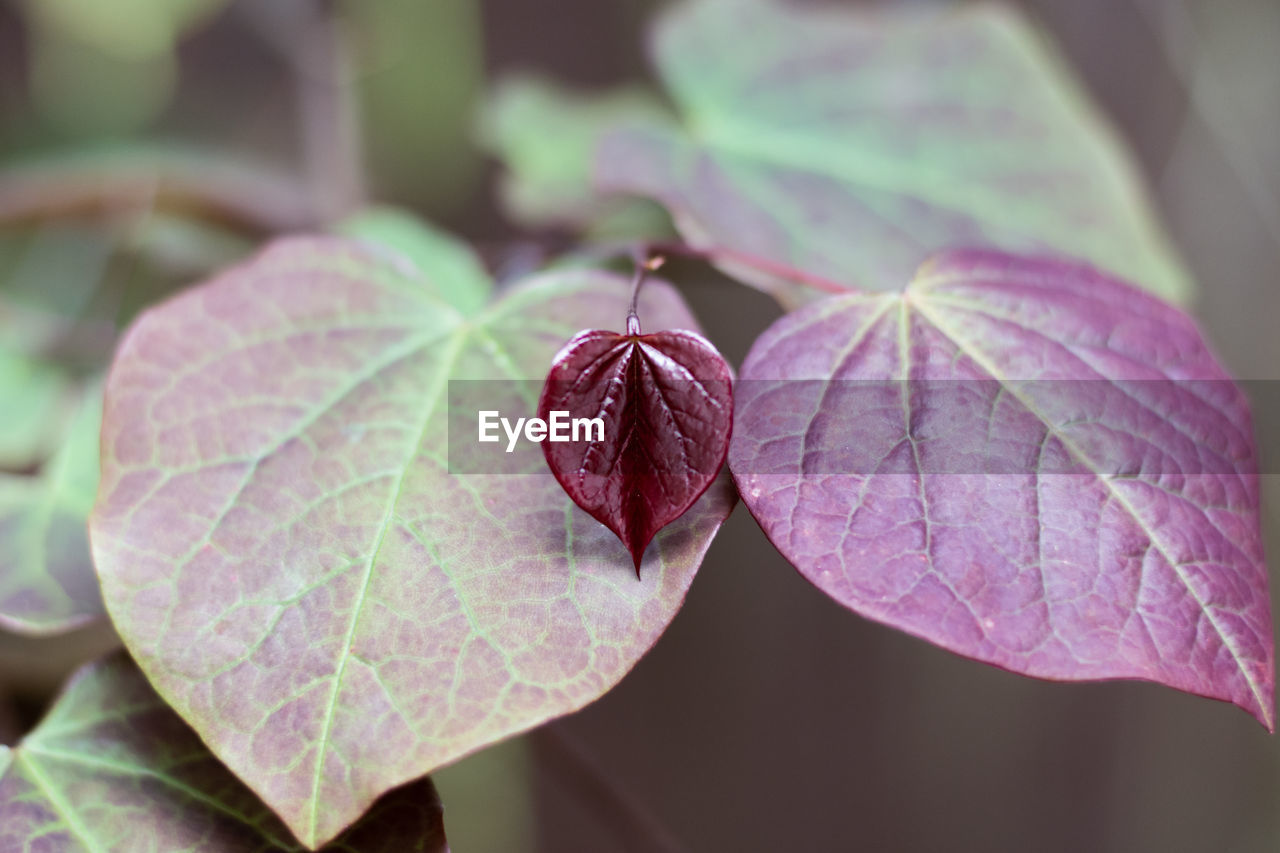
[241,0,366,223]
[0,149,316,235]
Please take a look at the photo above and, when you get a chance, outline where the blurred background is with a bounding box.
[0,0,1277,850]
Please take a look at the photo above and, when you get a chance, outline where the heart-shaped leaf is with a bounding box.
[730,249,1273,727]
[539,326,733,573]
[90,236,735,846]
[595,0,1191,306]
[0,378,105,634]
[0,652,448,851]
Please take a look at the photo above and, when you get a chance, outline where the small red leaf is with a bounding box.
[539,327,733,575]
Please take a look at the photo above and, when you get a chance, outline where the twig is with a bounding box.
[298,0,365,222]
[241,0,366,223]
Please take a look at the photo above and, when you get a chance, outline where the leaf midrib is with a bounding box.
[305,327,470,844]
[12,749,104,853]
[17,743,297,851]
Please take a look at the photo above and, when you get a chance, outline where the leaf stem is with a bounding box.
[626,252,665,335]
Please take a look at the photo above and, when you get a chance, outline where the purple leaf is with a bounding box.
[538,327,733,574]
[0,652,448,852]
[89,236,735,846]
[595,0,1191,307]
[730,249,1273,728]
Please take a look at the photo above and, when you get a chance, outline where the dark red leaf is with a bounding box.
[539,327,733,575]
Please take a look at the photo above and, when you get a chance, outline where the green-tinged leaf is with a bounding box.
[337,207,492,315]
[0,223,114,468]
[0,379,105,634]
[0,224,113,333]
[0,652,448,852]
[479,76,675,240]
[22,0,230,60]
[0,348,73,469]
[91,236,734,847]
[596,0,1192,306]
[121,213,256,281]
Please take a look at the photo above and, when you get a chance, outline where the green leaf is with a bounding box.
[478,75,675,240]
[0,348,72,470]
[596,0,1192,306]
[91,236,735,847]
[0,379,106,635]
[0,652,448,851]
[337,207,492,315]
[22,0,230,60]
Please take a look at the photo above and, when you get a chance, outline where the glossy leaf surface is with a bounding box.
[730,250,1273,727]
[539,327,733,573]
[0,652,448,852]
[0,379,105,634]
[90,236,734,846]
[596,0,1191,306]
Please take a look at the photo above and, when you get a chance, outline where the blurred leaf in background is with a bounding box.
[0,350,71,470]
[342,0,485,214]
[0,378,103,635]
[479,75,675,241]
[15,0,232,139]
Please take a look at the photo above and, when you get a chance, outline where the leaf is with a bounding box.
[0,379,105,634]
[0,652,448,852]
[595,0,1192,306]
[0,225,102,348]
[337,206,492,315]
[22,0,230,60]
[90,236,735,847]
[538,325,733,573]
[729,249,1273,728]
[0,348,73,470]
[478,76,675,240]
